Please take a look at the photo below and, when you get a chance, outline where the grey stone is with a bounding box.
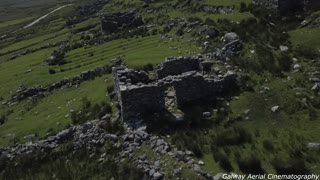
[307,143,320,150]
[293,64,301,70]
[154,160,161,167]
[280,45,289,52]
[224,32,239,43]
[153,172,163,180]
[149,169,156,177]
[271,106,279,112]
[139,154,147,160]
[202,112,212,118]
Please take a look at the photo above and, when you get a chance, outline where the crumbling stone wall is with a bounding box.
[156,57,201,79]
[112,67,165,120]
[253,0,278,10]
[113,57,239,121]
[120,85,165,121]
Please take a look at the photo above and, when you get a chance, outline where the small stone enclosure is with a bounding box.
[113,56,239,121]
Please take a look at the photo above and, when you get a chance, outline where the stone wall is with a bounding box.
[113,57,239,121]
[156,56,201,79]
[120,85,165,121]
[252,0,279,10]
[6,66,110,105]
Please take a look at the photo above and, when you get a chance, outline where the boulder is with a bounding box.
[202,112,212,118]
[293,64,301,70]
[271,106,279,113]
[198,160,205,165]
[224,32,239,43]
[153,172,163,180]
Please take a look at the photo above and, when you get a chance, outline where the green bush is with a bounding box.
[143,63,154,72]
[171,132,204,158]
[215,127,252,146]
[176,26,184,36]
[263,139,274,151]
[294,46,320,59]
[239,2,247,12]
[218,154,233,172]
[49,69,56,74]
[0,115,6,125]
[107,85,115,95]
[278,53,293,71]
[204,18,216,26]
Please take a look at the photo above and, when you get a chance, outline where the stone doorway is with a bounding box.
[164,86,184,121]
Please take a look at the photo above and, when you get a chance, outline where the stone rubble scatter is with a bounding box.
[0,120,215,180]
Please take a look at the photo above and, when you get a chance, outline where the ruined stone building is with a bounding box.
[252,0,305,15]
[112,57,239,121]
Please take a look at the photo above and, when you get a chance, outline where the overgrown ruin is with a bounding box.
[113,57,240,121]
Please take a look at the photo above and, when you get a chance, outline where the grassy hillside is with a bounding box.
[0,0,320,177]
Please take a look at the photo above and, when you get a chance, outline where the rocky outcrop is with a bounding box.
[113,56,239,121]
[208,32,242,61]
[46,44,69,66]
[100,12,144,34]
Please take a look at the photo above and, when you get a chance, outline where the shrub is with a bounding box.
[272,158,310,174]
[143,63,154,72]
[294,46,320,59]
[263,139,274,151]
[308,107,318,121]
[171,132,204,158]
[240,2,247,12]
[0,115,6,125]
[278,53,292,72]
[176,27,184,36]
[162,26,171,34]
[215,127,252,146]
[107,85,114,95]
[49,69,56,74]
[204,18,216,26]
[219,154,234,172]
[151,29,158,35]
[237,155,265,174]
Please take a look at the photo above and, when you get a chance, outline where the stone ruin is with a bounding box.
[100,12,144,34]
[113,56,240,121]
[252,0,320,15]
